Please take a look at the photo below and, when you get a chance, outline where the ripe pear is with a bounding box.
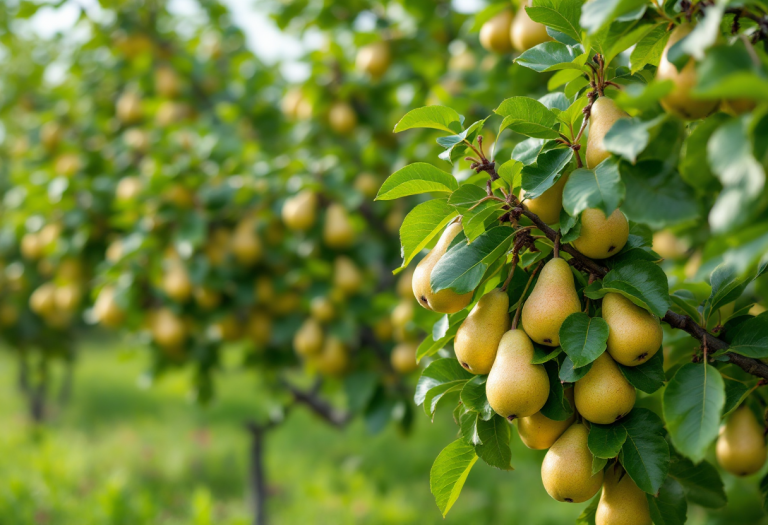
[310,296,335,323]
[511,3,552,52]
[391,299,414,329]
[573,208,629,259]
[391,341,419,374]
[231,219,262,265]
[486,329,550,420]
[596,466,651,525]
[155,66,181,98]
[55,153,81,177]
[652,230,687,260]
[323,203,356,249]
[586,97,629,169]
[116,91,143,123]
[54,283,82,312]
[479,11,513,53]
[355,173,380,199]
[94,286,125,328]
[541,424,604,503]
[282,190,317,231]
[412,222,473,314]
[281,88,312,120]
[246,310,272,346]
[396,268,414,299]
[312,336,349,376]
[454,288,510,374]
[30,282,57,316]
[294,318,323,357]
[329,102,357,134]
[334,256,363,296]
[716,406,767,476]
[356,41,391,79]
[657,25,718,120]
[521,172,569,225]
[116,176,143,201]
[162,264,192,302]
[21,233,43,260]
[603,293,662,367]
[151,308,186,349]
[517,389,576,450]
[521,257,581,346]
[575,353,636,424]
[194,287,221,310]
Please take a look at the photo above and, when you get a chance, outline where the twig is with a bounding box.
[512,260,543,330]
[501,253,519,292]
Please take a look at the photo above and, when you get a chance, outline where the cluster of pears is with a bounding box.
[293,303,350,377]
[282,189,358,250]
[479,2,551,54]
[388,269,420,375]
[28,258,85,329]
[716,405,767,477]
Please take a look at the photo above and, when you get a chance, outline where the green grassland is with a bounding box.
[0,339,764,525]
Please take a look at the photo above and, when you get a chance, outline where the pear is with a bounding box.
[521,257,581,346]
[162,264,192,302]
[272,291,301,315]
[542,423,604,503]
[652,230,687,260]
[204,228,231,266]
[657,25,718,120]
[282,190,317,231]
[54,283,82,312]
[586,97,629,169]
[454,288,510,374]
[573,208,629,259]
[231,219,262,265]
[21,233,43,260]
[116,91,143,123]
[517,389,576,450]
[254,276,275,304]
[323,203,356,248]
[412,222,473,314]
[155,66,181,98]
[716,406,767,476]
[294,318,323,357]
[115,176,143,201]
[310,296,335,323]
[486,329,550,420]
[334,256,363,296]
[354,173,380,199]
[356,41,391,79]
[574,353,636,424]
[391,341,419,374]
[312,336,349,376]
[30,282,57,316]
[94,286,125,328]
[41,122,63,150]
[246,310,272,346]
[212,315,241,342]
[596,466,651,525]
[329,102,357,134]
[396,268,414,299]
[721,98,756,116]
[521,172,569,225]
[0,303,19,327]
[151,308,186,349]
[479,10,513,53]
[603,293,662,367]
[194,287,221,310]
[510,2,552,52]
[373,317,393,341]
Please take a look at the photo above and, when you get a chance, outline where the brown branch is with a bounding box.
[280,378,350,427]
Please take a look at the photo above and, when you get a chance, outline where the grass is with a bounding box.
[0,339,765,525]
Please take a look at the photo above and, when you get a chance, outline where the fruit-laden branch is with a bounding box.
[280,378,351,427]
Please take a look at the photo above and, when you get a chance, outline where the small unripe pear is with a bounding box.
[391,341,419,374]
[479,11,513,53]
[94,286,125,328]
[716,406,767,476]
[151,308,186,349]
[21,233,44,260]
[116,91,143,123]
[40,121,63,150]
[294,318,324,357]
[54,283,82,312]
[354,173,380,199]
[329,102,357,134]
[521,173,569,225]
[356,41,391,79]
[231,219,262,266]
[282,190,317,231]
[573,208,629,259]
[54,153,81,177]
[155,66,181,98]
[30,282,57,316]
[323,203,356,249]
[334,256,363,296]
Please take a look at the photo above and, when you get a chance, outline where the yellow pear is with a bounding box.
[254,276,275,304]
[162,264,192,302]
[55,153,81,177]
[396,268,414,299]
[541,424,604,503]
[521,257,581,346]
[354,173,380,199]
[20,233,43,260]
[312,336,349,376]
[94,286,125,328]
[294,318,323,357]
[391,299,415,330]
[510,3,552,52]
[155,66,181,98]
[652,230,687,260]
[412,222,473,314]
[116,176,143,201]
[281,88,312,120]
[517,389,576,450]
[30,282,57,316]
[486,329,550,420]
[194,287,221,310]
[356,41,391,79]
[334,256,363,296]
[38,223,62,249]
[573,208,629,259]
[324,203,356,249]
[231,219,262,265]
[54,283,82,312]
[40,121,63,150]
[282,190,317,231]
[586,97,629,169]
[596,466,651,525]
[116,91,143,123]
[479,10,513,53]
[449,47,476,72]
[603,293,662,367]
[521,172,569,225]
[750,304,766,316]
[151,308,186,349]
[657,25,719,120]
[454,288,510,374]
[575,353,636,424]
[391,341,419,374]
[246,310,272,346]
[716,406,767,476]
[310,296,335,323]
[329,102,357,134]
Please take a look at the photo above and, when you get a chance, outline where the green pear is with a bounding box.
[521,257,581,346]
[294,318,323,357]
[510,2,552,52]
[517,388,575,450]
[574,353,636,424]
[541,424,604,503]
[479,11,513,53]
[334,256,363,296]
[282,190,318,231]
[412,222,473,314]
[596,466,651,525]
[586,97,628,169]
[324,203,356,248]
[716,406,767,476]
[521,172,569,225]
[486,329,550,420]
[657,25,719,120]
[454,288,510,374]
[603,293,662,367]
[572,208,628,259]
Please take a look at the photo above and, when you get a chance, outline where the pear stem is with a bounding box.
[501,253,519,292]
[511,260,543,331]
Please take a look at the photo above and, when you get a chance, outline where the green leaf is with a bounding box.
[680,113,728,191]
[469,3,510,32]
[562,158,625,218]
[613,80,674,113]
[511,137,547,165]
[460,375,494,421]
[706,263,754,317]
[520,148,574,199]
[601,260,671,318]
[424,381,465,418]
[576,495,600,525]
[542,360,576,420]
[399,199,458,268]
[460,410,482,445]
[618,350,664,394]
[603,115,666,163]
[497,159,524,189]
[431,225,516,294]
[761,472,768,513]
[515,42,588,73]
[531,344,563,364]
[558,313,609,368]
[528,0,583,43]
[376,163,458,201]
[629,23,668,73]
[495,97,560,139]
[394,106,463,134]
[670,290,701,321]
[588,423,628,459]
[474,415,514,470]
[663,363,726,463]
[438,118,489,164]
[559,355,592,382]
[580,0,646,35]
[415,358,473,407]
[430,439,478,517]
[669,4,723,62]
[729,313,768,358]
[647,477,688,525]
[447,184,488,212]
[694,43,768,101]
[722,377,753,416]
[668,452,726,509]
[618,408,670,495]
[417,310,469,361]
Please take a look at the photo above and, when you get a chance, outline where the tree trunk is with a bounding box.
[30,381,46,424]
[247,423,268,525]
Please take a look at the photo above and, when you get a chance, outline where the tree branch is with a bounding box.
[280,378,350,427]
